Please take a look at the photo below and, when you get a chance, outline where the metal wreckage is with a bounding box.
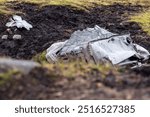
[2,15,33,40]
[6,15,33,30]
[3,15,150,68]
[46,25,150,68]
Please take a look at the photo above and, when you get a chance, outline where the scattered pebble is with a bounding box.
[1,35,8,40]
[6,28,13,34]
[13,34,22,40]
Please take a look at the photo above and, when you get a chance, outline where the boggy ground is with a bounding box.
[0,2,150,99]
[0,2,149,59]
[1,65,150,99]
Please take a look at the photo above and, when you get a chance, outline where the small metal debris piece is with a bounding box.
[13,34,22,40]
[1,35,8,40]
[6,15,33,30]
[46,25,150,68]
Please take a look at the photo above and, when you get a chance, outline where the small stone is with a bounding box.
[0,58,41,74]
[1,35,8,40]
[13,34,22,40]
[6,28,13,34]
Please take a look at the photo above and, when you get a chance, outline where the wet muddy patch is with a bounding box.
[0,3,149,59]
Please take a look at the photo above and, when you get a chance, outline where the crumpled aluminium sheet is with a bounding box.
[46,25,150,67]
[6,15,33,30]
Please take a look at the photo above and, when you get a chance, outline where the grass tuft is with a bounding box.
[43,61,118,78]
[32,51,47,63]
[1,0,150,14]
[0,70,20,85]
[130,10,150,35]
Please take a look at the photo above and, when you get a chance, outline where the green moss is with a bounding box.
[130,10,150,35]
[32,51,47,64]
[43,60,118,78]
[0,70,20,85]
[23,0,150,7]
